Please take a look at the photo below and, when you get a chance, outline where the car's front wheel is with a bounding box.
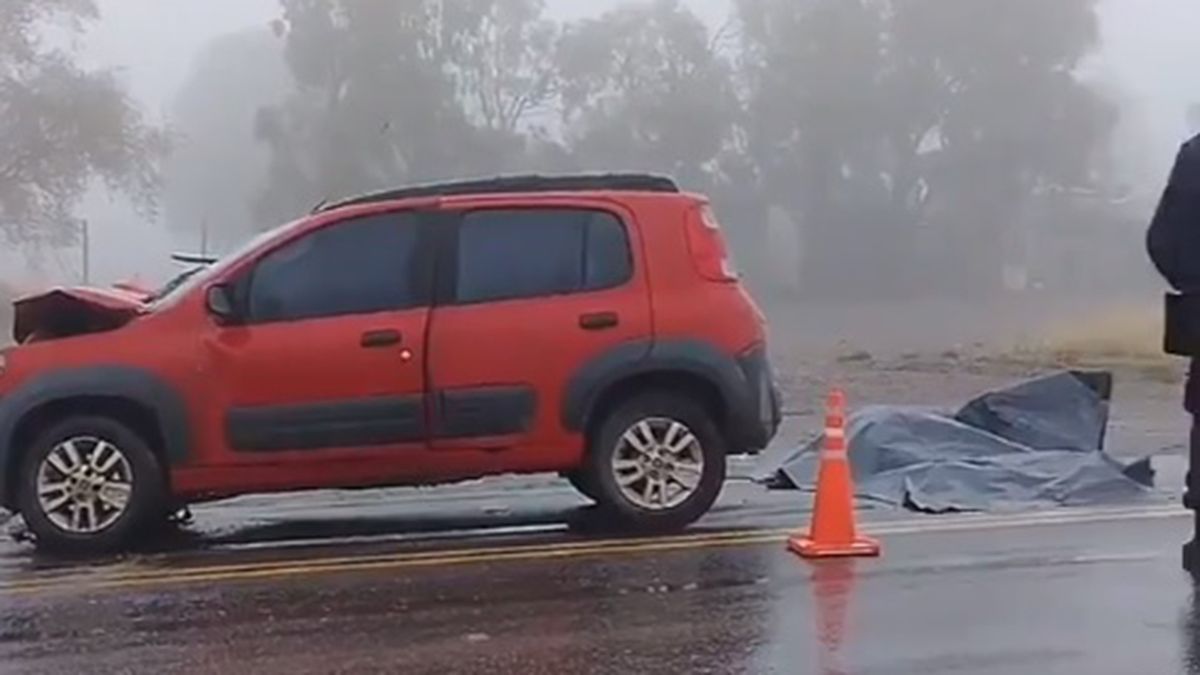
[17,416,166,555]
[585,392,726,532]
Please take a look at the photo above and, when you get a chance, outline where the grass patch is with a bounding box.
[1007,303,1184,382]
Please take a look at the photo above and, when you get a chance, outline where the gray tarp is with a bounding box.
[757,371,1155,512]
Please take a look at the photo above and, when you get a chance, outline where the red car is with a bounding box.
[0,174,780,553]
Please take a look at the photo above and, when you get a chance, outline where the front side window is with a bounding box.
[246,213,423,323]
[455,208,632,305]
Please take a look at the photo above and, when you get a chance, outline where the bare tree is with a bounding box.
[0,0,168,249]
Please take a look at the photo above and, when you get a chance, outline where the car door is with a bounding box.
[200,210,432,479]
[427,202,653,465]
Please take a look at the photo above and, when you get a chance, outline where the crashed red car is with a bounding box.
[0,174,780,553]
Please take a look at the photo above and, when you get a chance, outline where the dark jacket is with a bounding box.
[1151,135,1200,411]
[1149,134,1200,292]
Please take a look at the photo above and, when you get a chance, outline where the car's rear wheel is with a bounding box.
[565,469,601,502]
[585,392,726,532]
[17,416,166,555]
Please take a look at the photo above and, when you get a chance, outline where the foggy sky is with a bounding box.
[29,0,1200,285]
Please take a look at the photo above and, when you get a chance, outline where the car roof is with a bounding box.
[314,173,681,214]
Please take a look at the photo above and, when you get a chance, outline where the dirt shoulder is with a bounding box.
[769,349,1187,463]
[762,296,1189,460]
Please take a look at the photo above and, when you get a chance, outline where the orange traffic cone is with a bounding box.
[788,389,881,558]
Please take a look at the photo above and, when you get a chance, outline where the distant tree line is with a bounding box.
[250,0,1117,299]
[5,0,1123,300]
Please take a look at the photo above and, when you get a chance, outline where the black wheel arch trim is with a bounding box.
[562,339,774,450]
[0,366,191,505]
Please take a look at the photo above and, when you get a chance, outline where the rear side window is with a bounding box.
[455,208,632,304]
[246,213,423,323]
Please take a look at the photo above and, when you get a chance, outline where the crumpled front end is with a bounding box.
[12,287,145,344]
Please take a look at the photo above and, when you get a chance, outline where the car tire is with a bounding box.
[17,416,166,555]
[565,469,601,502]
[585,391,726,532]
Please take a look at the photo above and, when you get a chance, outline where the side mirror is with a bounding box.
[206,285,237,323]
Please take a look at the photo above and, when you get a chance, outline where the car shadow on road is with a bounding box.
[49,503,743,563]
[157,503,739,550]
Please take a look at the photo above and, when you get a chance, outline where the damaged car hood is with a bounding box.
[13,286,147,343]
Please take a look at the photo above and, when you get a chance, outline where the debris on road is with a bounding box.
[4,512,31,544]
[758,371,1156,512]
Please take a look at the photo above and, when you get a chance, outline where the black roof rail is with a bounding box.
[170,252,217,265]
[314,173,680,213]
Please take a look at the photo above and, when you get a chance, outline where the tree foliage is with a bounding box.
[556,0,738,187]
[735,0,1114,296]
[242,0,1115,298]
[165,27,288,251]
[0,0,167,248]
[254,0,561,225]
[444,0,559,135]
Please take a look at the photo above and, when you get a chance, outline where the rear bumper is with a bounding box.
[727,346,781,454]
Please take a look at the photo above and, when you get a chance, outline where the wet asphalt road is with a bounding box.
[0,469,1197,675]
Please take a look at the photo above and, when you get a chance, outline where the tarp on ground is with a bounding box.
[757,371,1155,512]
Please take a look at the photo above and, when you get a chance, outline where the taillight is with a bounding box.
[685,206,738,282]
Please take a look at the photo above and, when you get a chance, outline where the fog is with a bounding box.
[4,0,1200,351]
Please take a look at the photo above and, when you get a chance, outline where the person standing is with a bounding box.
[1148,132,1200,577]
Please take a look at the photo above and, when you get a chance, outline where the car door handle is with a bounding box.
[361,329,402,348]
[579,312,620,331]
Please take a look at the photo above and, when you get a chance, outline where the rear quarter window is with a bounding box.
[455,208,632,305]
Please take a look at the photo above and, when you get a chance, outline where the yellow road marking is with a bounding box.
[0,505,1185,597]
[95,505,1185,583]
[2,531,782,596]
[11,527,787,588]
